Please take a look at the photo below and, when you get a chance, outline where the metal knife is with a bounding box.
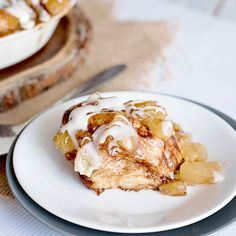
[0,64,126,138]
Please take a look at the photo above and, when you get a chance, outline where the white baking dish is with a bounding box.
[0,5,73,70]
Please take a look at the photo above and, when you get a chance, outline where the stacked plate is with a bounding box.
[6,92,236,235]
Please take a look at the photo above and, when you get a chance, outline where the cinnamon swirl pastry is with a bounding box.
[54,93,222,195]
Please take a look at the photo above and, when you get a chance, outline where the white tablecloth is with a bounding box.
[1,0,236,235]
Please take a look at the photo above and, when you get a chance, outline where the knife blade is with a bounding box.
[0,64,126,139]
[58,64,126,102]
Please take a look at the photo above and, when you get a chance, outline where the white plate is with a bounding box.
[13,91,236,233]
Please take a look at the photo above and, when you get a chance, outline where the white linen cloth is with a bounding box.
[1,0,236,235]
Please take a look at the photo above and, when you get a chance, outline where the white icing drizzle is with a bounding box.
[87,92,102,102]
[74,113,138,177]
[212,171,223,183]
[99,115,137,144]
[74,126,105,177]
[0,0,76,30]
[4,0,36,29]
[62,94,174,177]
[161,120,175,138]
[60,95,125,149]
[31,0,51,22]
[125,100,166,119]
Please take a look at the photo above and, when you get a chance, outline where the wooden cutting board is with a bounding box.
[0,5,92,112]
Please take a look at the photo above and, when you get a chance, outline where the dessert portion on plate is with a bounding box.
[54,93,222,195]
[0,0,75,37]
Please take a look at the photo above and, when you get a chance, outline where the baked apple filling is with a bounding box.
[54,93,222,195]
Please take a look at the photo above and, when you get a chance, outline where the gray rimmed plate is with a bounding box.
[6,93,236,236]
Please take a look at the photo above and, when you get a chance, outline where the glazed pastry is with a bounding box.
[0,0,75,37]
[26,0,51,22]
[54,94,222,195]
[0,0,37,31]
[41,0,70,15]
[52,95,186,195]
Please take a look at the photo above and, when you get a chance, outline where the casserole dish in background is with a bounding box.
[0,0,75,69]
